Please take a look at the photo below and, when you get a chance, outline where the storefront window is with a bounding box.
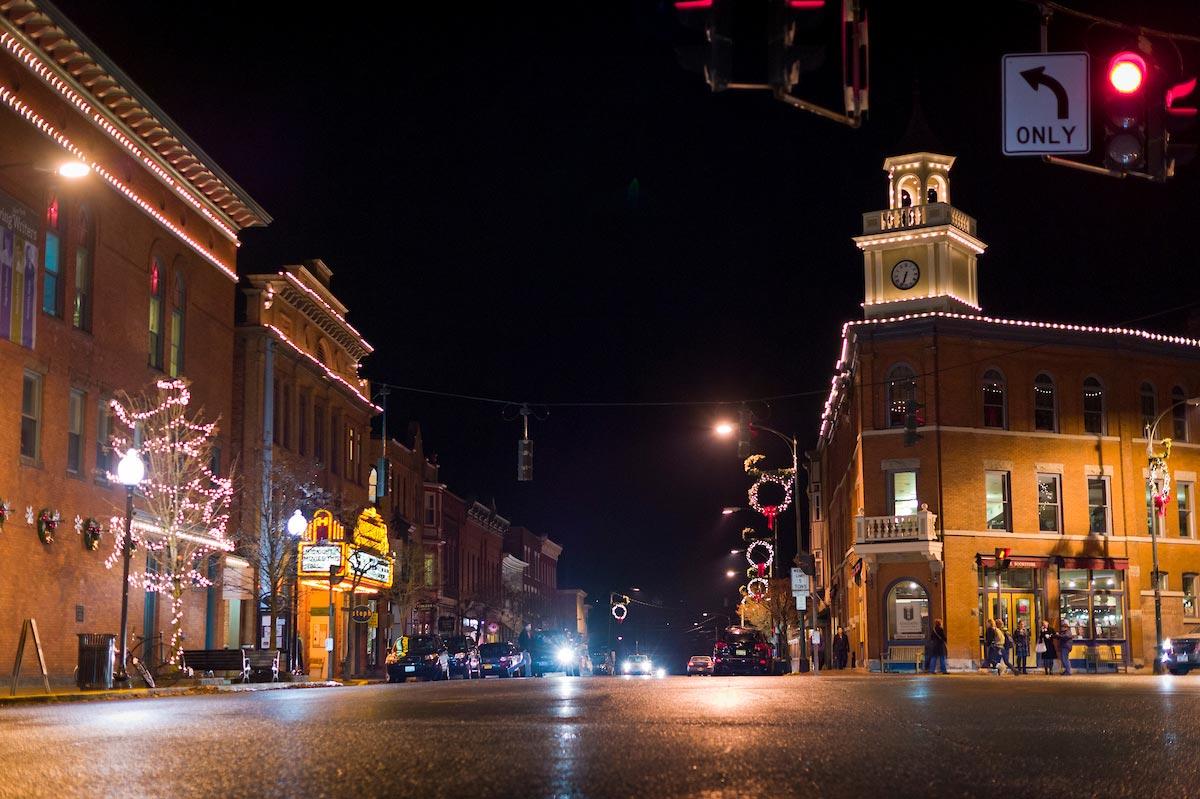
[1038,473,1061,532]
[886,580,929,641]
[1057,568,1124,640]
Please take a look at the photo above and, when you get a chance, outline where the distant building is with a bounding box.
[810,149,1200,672]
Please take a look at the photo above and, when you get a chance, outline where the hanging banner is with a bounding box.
[0,190,38,348]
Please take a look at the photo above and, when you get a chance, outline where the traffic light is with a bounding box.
[796,552,816,577]
[767,0,829,93]
[994,547,1011,571]
[517,438,533,482]
[1103,50,1149,171]
[903,400,924,447]
[1162,74,1198,176]
[673,0,732,92]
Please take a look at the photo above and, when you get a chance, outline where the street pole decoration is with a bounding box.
[1148,437,1172,675]
[744,455,794,532]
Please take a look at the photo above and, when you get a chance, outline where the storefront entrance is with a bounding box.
[978,566,1042,662]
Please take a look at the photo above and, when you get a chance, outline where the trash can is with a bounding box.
[77,633,116,690]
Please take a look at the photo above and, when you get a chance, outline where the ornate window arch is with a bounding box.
[1034,373,1057,432]
[982,368,1006,428]
[886,364,918,429]
[1082,376,1105,435]
[885,579,930,641]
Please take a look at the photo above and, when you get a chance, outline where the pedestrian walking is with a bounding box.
[518,622,535,678]
[928,619,949,674]
[1013,621,1030,675]
[984,618,999,672]
[997,622,1018,675]
[833,627,850,670]
[1057,621,1074,676]
[1038,620,1056,674]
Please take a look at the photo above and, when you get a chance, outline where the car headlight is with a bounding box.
[655,667,666,678]
[556,646,575,666]
[1164,638,1172,651]
[622,661,631,673]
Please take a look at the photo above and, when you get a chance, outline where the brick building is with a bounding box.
[505,525,561,629]
[811,149,1200,672]
[235,259,376,679]
[0,2,267,682]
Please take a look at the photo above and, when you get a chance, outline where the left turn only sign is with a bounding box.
[1002,52,1090,156]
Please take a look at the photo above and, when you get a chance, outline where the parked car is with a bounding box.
[529,631,584,677]
[712,627,771,676]
[479,641,524,678]
[621,653,655,675]
[443,635,482,679]
[385,634,448,682]
[687,655,714,675]
[1163,636,1200,675]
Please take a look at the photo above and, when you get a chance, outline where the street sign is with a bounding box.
[795,593,807,611]
[790,567,810,594]
[350,605,371,624]
[1002,52,1090,155]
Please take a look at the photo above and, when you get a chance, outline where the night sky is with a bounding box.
[51,1,1200,655]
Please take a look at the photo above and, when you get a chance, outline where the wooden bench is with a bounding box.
[183,649,250,683]
[245,649,280,682]
[882,645,925,673]
[1085,643,1127,673]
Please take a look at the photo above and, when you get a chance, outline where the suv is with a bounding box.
[386,634,448,682]
[712,627,771,676]
[529,631,583,677]
[1164,635,1200,675]
[443,635,481,679]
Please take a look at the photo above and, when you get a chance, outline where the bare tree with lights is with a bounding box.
[106,379,233,668]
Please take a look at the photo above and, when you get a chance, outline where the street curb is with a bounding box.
[0,680,343,707]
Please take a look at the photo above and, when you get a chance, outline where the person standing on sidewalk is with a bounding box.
[984,618,999,672]
[833,627,849,670]
[1013,621,1030,675]
[1039,620,1056,674]
[928,619,949,674]
[1057,621,1074,676]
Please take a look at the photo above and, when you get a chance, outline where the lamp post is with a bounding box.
[115,448,145,687]
[716,419,808,671]
[286,510,307,674]
[1146,395,1200,674]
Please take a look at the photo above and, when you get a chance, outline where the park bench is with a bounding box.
[1085,643,1127,673]
[245,648,280,682]
[882,644,925,673]
[182,648,250,683]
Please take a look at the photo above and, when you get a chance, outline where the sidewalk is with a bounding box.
[0,679,346,707]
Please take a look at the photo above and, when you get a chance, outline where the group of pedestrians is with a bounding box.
[982,618,1075,675]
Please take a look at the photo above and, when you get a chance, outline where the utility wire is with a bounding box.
[1017,0,1200,44]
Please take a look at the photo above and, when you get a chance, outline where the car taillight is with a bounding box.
[715,641,725,649]
[759,659,767,666]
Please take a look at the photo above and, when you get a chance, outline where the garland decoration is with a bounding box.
[747,577,768,600]
[748,472,794,531]
[83,517,102,551]
[37,508,61,544]
[611,602,628,622]
[746,539,774,577]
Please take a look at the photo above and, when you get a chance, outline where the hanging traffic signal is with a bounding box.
[517,438,533,482]
[1162,75,1198,175]
[767,0,829,93]
[994,547,1011,570]
[1103,50,1149,171]
[673,0,732,92]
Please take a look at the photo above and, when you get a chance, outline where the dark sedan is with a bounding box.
[443,635,482,679]
[386,634,448,682]
[1163,635,1200,674]
[479,641,524,678]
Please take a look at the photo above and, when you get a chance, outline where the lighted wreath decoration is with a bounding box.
[611,602,628,622]
[37,508,61,544]
[0,499,11,530]
[747,577,769,600]
[83,517,102,551]
[746,539,774,577]
[748,472,794,530]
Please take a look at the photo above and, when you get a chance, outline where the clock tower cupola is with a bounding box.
[853,150,987,318]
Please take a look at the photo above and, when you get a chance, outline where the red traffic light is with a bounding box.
[1108,51,1146,95]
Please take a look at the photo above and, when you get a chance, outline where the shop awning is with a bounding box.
[976,554,1129,570]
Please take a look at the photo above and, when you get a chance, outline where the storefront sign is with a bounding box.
[352,507,389,555]
[299,543,343,575]
[350,605,371,624]
[348,548,392,587]
[895,602,923,635]
[0,190,39,349]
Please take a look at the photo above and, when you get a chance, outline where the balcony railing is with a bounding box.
[861,202,977,237]
[855,507,938,544]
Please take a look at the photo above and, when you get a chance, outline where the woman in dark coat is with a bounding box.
[1039,619,1057,674]
[928,619,949,674]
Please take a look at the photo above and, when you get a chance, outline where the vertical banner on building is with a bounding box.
[0,190,38,348]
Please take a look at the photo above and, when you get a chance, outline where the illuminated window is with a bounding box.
[67,388,84,475]
[1172,386,1188,442]
[148,257,165,369]
[369,467,378,502]
[1058,568,1123,640]
[1082,377,1105,434]
[1034,373,1057,432]
[72,206,93,331]
[982,369,1006,428]
[1037,473,1061,532]
[1178,482,1194,538]
[168,271,185,376]
[886,365,917,428]
[888,470,918,516]
[1140,382,1157,434]
[424,552,435,587]
[42,193,64,317]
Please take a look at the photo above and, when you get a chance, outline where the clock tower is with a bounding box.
[853,151,987,319]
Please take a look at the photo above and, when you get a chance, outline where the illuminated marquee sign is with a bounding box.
[296,508,394,590]
[352,507,389,556]
[299,543,343,574]
[348,549,393,587]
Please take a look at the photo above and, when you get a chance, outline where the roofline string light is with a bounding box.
[281,272,373,351]
[263,324,381,412]
[0,82,239,282]
[0,31,242,243]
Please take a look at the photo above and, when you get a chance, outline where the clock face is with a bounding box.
[891,259,920,290]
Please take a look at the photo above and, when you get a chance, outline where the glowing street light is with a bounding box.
[115,448,145,687]
[714,422,735,437]
[286,510,307,673]
[56,161,90,179]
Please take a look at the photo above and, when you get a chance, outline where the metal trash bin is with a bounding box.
[77,633,116,690]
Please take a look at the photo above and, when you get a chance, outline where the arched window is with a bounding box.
[1173,386,1189,442]
[886,580,930,641]
[72,205,93,331]
[1083,377,1105,434]
[1034,373,1057,431]
[886,365,917,428]
[42,191,64,317]
[369,466,379,502]
[169,270,186,376]
[982,369,1006,428]
[148,257,165,369]
[1140,382,1157,434]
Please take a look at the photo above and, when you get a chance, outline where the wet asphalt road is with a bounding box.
[0,672,1197,798]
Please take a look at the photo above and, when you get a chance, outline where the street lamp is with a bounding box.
[1146,395,1200,674]
[0,160,90,179]
[115,448,144,687]
[286,510,307,674]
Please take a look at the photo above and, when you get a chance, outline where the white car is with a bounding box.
[622,653,654,675]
